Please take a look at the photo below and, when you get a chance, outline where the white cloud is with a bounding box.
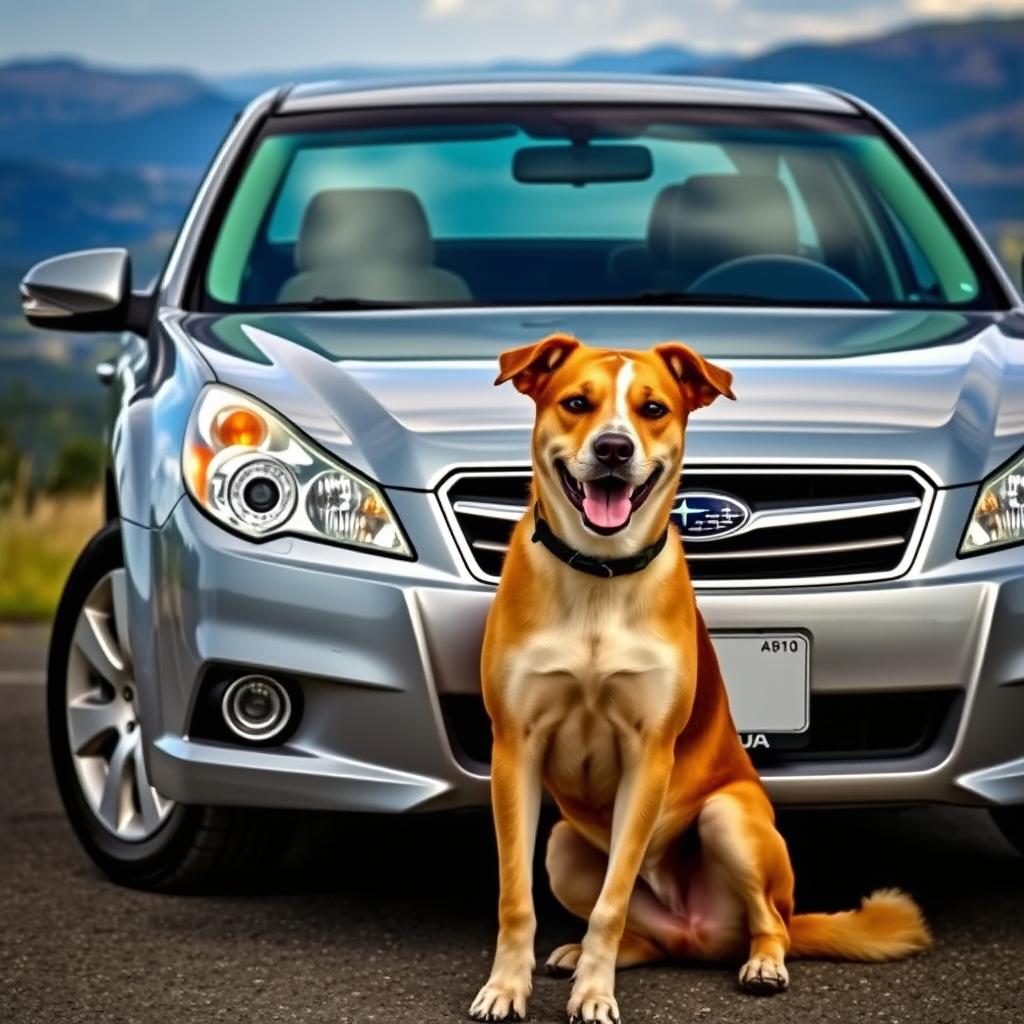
[662,2,904,53]
[739,8,892,41]
[418,0,967,56]
[612,13,681,47]
[422,0,577,20]
[423,0,467,17]
[9,0,1024,76]
[909,0,1024,13]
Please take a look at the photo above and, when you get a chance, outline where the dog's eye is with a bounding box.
[639,400,669,419]
[561,396,592,414]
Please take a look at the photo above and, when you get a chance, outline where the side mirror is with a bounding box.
[20,248,135,332]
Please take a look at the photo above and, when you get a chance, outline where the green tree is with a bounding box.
[47,437,105,495]
[0,428,22,508]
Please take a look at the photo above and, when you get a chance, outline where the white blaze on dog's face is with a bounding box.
[496,335,735,552]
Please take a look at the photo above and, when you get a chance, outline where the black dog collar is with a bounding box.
[531,506,669,578]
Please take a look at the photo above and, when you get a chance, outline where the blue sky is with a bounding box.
[4,0,1023,75]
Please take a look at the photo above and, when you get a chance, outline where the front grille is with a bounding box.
[438,467,932,586]
[438,690,960,771]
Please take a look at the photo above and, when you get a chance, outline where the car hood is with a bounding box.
[173,306,1024,489]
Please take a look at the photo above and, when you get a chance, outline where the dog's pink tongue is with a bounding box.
[583,480,632,529]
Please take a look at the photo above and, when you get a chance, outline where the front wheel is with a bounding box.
[48,522,293,890]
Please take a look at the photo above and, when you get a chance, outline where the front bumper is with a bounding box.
[126,483,1024,813]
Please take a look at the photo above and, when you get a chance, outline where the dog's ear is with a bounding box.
[655,342,735,410]
[494,334,580,397]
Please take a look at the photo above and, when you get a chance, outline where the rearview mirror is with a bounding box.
[21,248,132,331]
[513,144,653,186]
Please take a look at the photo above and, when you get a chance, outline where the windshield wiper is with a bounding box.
[304,296,414,311]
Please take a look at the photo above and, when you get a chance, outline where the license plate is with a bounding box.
[711,632,810,734]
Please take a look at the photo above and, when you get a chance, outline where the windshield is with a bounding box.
[201,104,990,311]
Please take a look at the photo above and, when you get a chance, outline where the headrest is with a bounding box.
[647,175,798,265]
[295,188,434,271]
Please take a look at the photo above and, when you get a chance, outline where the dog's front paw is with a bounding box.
[738,955,789,995]
[567,985,619,1024]
[469,977,531,1021]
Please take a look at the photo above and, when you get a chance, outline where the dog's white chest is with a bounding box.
[502,607,681,806]
[511,626,675,692]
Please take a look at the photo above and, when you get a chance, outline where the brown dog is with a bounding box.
[470,336,930,1024]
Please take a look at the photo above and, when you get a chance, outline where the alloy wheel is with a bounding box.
[65,570,173,841]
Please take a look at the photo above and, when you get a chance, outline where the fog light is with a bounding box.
[221,675,292,742]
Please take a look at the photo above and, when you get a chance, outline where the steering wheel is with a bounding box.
[688,255,869,303]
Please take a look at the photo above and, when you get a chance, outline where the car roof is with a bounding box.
[278,73,860,116]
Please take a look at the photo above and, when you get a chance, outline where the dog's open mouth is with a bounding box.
[557,461,663,535]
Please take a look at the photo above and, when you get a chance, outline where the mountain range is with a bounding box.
[0,58,238,172]
[214,44,728,100]
[703,17,1024,203]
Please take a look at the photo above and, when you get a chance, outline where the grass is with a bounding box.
[0,489,102,620]
[997,223,1024,290]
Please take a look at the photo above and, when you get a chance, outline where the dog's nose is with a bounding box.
[593,432,635,468]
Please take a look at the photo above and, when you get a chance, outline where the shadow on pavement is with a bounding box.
[254,801,1021,932]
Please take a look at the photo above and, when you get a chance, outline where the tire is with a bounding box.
[990,806,1024,857]
[48,521,294,891]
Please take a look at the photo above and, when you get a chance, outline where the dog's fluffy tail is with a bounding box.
[788,889,931,961]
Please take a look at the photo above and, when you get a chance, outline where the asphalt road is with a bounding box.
[1,624,1022,1024]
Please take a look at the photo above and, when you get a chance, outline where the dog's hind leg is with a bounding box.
[696,784,795,996]
[546,933,664,977]
[544,820,674,973]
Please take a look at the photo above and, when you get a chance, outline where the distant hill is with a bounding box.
[533,44,728,75]
[917,100,1024,187]
[708,16,1024,136]
[703,15,1024,246]
[216,44,728,99]
[0,58,217,122]
[0,160,194,266]
[0,59,238,169]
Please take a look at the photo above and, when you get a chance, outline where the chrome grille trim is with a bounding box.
[686,535,906,560]
[471,538,513,553]
[452,500,525,523]
[725,494,922,534]
[438,465,936,589]
[470,534,906,561]
[453,494,924,537]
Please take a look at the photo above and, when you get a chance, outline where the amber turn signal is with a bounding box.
[184,444,213,502]
[215,408,267,448]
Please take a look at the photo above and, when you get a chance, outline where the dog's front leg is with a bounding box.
[568,745,674,1024]
[470,734,543,1022]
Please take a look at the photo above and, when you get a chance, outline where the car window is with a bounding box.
[883,198,942,299]
[266,133,735,242]
[777,158,820,256]
[202,105,987,310]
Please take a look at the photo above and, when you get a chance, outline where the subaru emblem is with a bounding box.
[672,491,751,541]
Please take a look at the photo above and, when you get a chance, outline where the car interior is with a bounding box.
[258,177,880,306]
[277,188,473,305]
[219,126,955,309]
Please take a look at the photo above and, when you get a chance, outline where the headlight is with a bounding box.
[183,384,411,557]
[960,450,1024,556]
